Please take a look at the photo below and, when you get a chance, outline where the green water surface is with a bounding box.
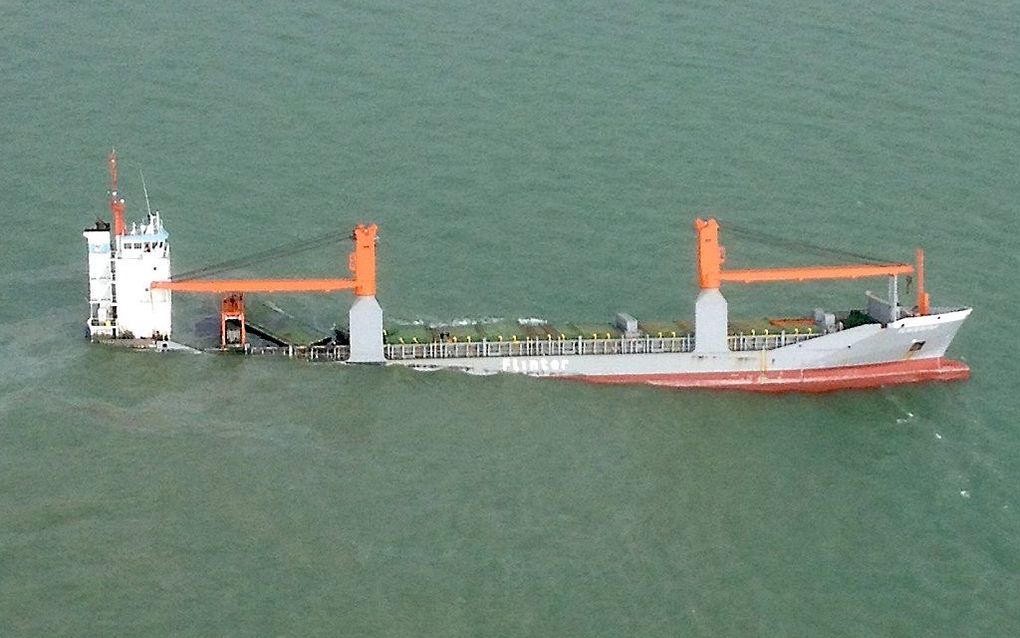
[2,1,1018,635]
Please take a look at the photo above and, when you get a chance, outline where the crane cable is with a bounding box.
[171,229,354,282]
[721,221,907,266]
[170,219,904,283]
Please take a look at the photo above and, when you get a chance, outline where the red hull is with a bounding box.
[568,357,970,393]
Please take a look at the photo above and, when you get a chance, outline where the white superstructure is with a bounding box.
[113,212,172,339]
[83,211,172,340]
[83,153,173,341]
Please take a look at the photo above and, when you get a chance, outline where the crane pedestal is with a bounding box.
[221,294,246,348]
[348,295,384,363]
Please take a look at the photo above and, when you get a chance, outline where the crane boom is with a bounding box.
[719,263,913,284]
[695,218,915,286]
[695,217,929,315]
[150,224,378,295]
[148,224,379,348]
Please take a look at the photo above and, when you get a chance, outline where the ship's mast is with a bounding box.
[108,150,126,236]
[916,247,930,315]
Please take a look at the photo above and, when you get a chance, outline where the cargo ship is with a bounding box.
[84,153,971,392]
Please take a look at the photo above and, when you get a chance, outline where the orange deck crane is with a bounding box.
[151,224,378,347]
[695,218,930,315]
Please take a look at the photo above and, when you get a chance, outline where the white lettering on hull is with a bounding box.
[897,325,937,334]
[501,358,570,375]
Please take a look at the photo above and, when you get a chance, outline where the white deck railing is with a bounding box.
[383,335,696,360]
[726,331,823,352]
[245,344,350,360]
[382,331,823,360]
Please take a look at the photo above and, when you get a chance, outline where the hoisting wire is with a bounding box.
[721,221,906,266]
[171,229,354,282]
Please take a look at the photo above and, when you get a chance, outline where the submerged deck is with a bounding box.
[244,330,824,360]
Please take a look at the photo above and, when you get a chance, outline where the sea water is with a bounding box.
[1,1,1017,634]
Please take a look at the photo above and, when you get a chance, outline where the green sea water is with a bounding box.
[2,1,1018,635]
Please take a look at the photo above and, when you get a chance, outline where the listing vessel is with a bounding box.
[85,153,971,391]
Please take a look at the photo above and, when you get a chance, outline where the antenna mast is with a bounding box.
[140,169,152,217]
